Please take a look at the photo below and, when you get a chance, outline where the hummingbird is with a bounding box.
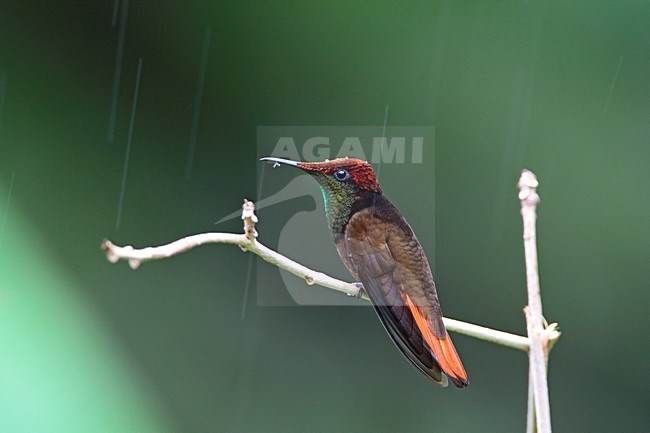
[261,156,469,388]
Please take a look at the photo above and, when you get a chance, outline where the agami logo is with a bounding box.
[271,135,424,164]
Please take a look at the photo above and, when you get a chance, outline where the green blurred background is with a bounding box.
[0,1,648,432]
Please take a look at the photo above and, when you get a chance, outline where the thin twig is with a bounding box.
[443,317,529,351]
[519,170,552,433]
[101,199,535,352]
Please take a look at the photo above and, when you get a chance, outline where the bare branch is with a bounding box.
[519,169,552,433]
[101,199,533,352]
[443,317,529,351]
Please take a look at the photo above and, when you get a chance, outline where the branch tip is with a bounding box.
[518,169,541,204]
[102,240,120,263]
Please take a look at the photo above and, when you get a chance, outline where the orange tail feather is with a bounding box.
[405,294,469,388]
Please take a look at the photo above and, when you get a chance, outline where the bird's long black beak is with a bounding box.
[259,157,301,168]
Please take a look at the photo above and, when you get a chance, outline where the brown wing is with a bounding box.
[338,202,468,388]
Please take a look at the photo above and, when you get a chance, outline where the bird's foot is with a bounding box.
[352,282,365,299]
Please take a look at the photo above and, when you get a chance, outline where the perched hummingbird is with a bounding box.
[261,157,469,388]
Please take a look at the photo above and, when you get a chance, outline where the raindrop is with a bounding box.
[115,58,143,231]
[0,171,15,249]
[185,27,212,181]
[107,0,129,143]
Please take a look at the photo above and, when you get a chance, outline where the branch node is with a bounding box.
[543,323,561,354]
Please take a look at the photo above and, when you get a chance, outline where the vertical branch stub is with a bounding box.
[242,199,258,240]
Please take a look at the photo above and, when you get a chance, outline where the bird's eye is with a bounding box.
[333,169,350,181]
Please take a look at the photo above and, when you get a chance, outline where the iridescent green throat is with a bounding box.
[316,176,357,235]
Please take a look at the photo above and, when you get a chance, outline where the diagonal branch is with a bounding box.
[101,199,544,352]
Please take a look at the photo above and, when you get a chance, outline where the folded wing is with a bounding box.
[341,206,468,388]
